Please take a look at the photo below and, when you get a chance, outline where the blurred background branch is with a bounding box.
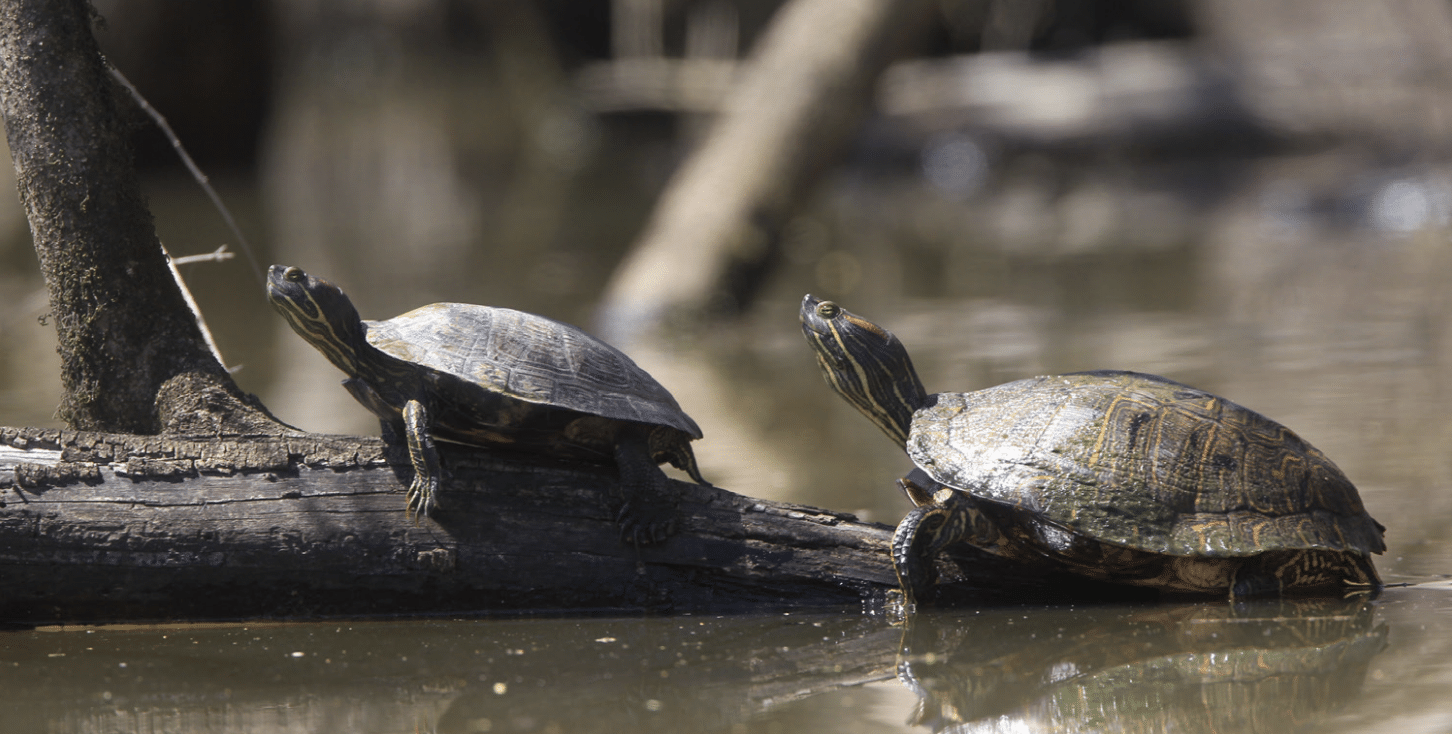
[594,0,936,342]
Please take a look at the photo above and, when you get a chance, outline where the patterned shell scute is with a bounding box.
[363,303,702,437]
[906,371,1385,558]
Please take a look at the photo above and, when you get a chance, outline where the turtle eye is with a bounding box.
[284,267,306,283]
[816,301,841,319]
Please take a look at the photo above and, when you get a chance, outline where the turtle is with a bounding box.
[799,295,1385,605]
[266,264,708,543]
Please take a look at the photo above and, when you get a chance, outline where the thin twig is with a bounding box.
[171,244,236,266]
[107,63,265,287]
[166,243,239,369]
[163,244,230,369]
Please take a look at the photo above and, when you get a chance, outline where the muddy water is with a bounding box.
[2,588,1450,733]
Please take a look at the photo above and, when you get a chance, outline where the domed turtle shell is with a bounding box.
[364,302,702,439]
[907,370,1385,559]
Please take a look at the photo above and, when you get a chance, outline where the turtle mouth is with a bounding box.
[266,264,301,295]
[799,294,832,336]
[265,267,288,300]
[266,263,308,285]
[799,295,850,370]
[265,264,324,322]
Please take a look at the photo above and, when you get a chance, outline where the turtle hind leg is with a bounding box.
[1229,567,1283,600]
[613,426,680,545]
[645,425,710,486]
[666,439,711,486]
[892,488,995,607]
[670,443,711,486]
[402,399,441,523]
[1230,551,1384,599]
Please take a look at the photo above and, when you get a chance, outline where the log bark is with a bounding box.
[0,0,283,435]
[0,425,905,625]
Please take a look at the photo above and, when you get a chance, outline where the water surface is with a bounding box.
[5,585,1450,733]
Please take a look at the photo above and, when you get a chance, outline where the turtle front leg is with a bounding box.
[613,426,679,545]
[892,484,997,607]
[402,399,442,522]
[344,378,442,522]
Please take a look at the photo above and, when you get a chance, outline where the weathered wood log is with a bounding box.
[595,0,935,340]
[0,425,905,625]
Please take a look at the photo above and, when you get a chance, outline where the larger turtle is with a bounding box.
[266,265,708,543]
[800,295,1385,604]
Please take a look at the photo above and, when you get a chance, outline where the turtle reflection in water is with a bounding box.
[267,265,708,542]
[894,598,1387,733]
[800,296,1385,603]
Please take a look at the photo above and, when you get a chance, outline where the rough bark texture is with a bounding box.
[0,425,905,624]
[0,0,283,435]
[595,0,934,340]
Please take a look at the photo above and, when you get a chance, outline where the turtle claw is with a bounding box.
[612,430,680,546]
[400,399,443,524]
[617,501,675,546]
[884,588,915,625]
[405,473,441,525]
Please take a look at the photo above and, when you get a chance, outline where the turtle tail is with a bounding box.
[671,443,711,486]
[645,425,710,486]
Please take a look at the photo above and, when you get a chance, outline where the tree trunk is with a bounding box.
[0,0,283,436]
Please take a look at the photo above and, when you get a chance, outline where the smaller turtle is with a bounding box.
[267,265,708,543]
[800,295,1385,604]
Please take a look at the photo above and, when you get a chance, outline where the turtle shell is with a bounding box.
[907,370,1384,558]
[363,303,701,438]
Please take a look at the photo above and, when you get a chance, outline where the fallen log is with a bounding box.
[0,425,904,625]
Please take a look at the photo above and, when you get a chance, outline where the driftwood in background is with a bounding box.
[0,425,907,625]
[595,0,934,340]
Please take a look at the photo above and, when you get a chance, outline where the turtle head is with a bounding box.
[267,265,368,375]
[800,294,926,447]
